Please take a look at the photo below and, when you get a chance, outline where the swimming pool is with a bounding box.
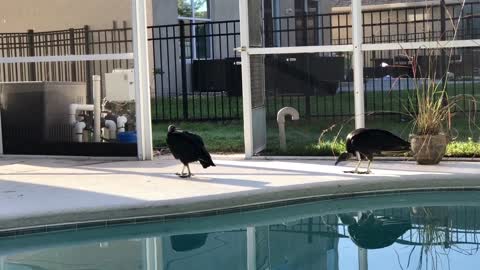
[1,191,480,270]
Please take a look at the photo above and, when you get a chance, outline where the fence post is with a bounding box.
[27,29,36,81]
[84,25,93,104]
[303,12,311,119]
[440,0,447,83]
[69,28,77,81]
[179,21,189,120]
[264,0,274,47]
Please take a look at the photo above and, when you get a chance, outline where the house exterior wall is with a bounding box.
[0,0,153,33]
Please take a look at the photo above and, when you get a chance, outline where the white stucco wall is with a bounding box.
[0,0,153,33]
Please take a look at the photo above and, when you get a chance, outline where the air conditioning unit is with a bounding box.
[105,69,135,102]
[0,82,87,143]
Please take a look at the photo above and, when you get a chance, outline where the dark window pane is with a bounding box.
[195,24,211,59]
[179,19,193,59]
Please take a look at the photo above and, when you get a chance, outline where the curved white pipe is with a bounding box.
[69,104,94,126]
[116,116,128,133]
[73,122,87,143]
[277,107,300,151]
[105,120,117,140]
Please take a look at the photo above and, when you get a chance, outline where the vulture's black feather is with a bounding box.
[336,128,410,174]
[166,125,215,177]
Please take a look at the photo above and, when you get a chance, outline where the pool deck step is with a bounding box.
[1,155,480,232]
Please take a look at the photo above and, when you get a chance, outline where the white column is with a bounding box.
[352,0,365,129]
[93,75,102,143]
[0,257,5,270]
[145,237,161,270]
[358,247,368,270]
[246,227,256,270]
[239,0,254,158]
[132,0,153,160]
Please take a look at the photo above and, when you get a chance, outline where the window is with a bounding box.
[178,0,211,59]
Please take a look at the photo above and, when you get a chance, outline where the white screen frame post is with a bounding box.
[132,0,154,161]
[239,0,254,158]
[352,0,365,129]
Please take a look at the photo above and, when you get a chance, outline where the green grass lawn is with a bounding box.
[151,82,480,121]
[152,81,480,157]
[153,114,480,157]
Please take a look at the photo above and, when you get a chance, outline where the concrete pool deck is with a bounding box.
[1,155,480,232]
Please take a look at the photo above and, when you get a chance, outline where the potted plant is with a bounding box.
[408,75,452,165]
[406,0,477,165]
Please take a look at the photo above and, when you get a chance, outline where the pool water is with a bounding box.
[1,191,480,270]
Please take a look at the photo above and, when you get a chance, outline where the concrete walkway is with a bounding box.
[1,155,480,232]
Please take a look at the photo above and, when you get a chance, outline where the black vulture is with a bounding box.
[335,128,410,174]
[338,212,412,250]
[166,125,216,178]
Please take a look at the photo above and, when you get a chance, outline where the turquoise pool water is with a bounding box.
[1,191,480,270]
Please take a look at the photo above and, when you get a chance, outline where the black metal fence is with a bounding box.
[0,26,134,104]
[149,20,242,121]
[0,1,479,122]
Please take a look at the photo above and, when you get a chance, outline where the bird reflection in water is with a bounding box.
[338,211,412,249]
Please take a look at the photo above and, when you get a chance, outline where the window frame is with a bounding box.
[178,0,212,60]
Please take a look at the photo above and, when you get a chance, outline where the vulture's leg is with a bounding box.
[366,156,373,174]
[176,165,186,177]
[357,154,373,174]
[186,164,194,178]
[353,152,362,174]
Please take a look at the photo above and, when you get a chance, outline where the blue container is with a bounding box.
[117,131,137,144]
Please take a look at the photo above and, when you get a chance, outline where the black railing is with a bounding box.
[0,1,479,121]
[149,20,242,121]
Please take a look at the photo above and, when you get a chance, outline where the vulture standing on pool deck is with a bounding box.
[166,125,216,178]
[335,128,411,174]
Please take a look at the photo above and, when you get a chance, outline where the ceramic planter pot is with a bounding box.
[410,134,448,165]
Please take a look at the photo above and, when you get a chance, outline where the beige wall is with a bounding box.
[0,0,153,33]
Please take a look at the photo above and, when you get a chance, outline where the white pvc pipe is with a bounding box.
[277,107,300,151]
[69,104,94,126]
[117,116,128,133]
[93,75,102,143]
[73,122,87,143]
[352,0,365,129]
[105,120,117,140]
